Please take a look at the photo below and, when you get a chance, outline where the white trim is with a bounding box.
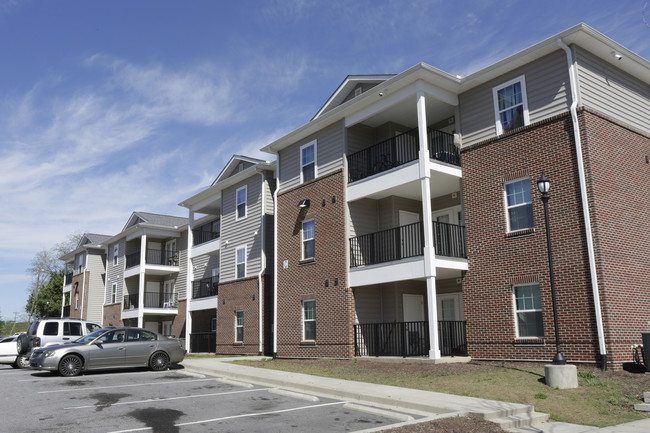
[300,140,317,184]
[235,310,244,342]
[302,300,316,341]
[512,283,543,339]
[113,244,119,266]
[236,185,247,221]
[235,245,247,279]
[492,75,530,135]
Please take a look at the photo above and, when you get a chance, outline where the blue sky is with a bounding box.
[1,0,648,321]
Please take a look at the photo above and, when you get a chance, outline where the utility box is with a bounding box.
[642,333,650,372]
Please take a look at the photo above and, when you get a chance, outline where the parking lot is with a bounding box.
[0,364,417,432]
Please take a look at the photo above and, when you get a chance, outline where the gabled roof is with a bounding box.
[212,155,269,186]
[312,75,395,120]
[122,211,188,232]
[78,233,112,248]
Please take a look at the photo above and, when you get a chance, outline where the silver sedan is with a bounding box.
[30,327,186,376]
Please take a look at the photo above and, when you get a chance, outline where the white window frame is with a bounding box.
[301,219,315,260]
[111,283,117,304]
[504,177,534,233]
[513,283,544,338]
[492,75,530,135]
[235,245,246,279]
[211,318,217,332]
[236,185,247,220]
[235,311,244,342]
[300,140,317,184]
[113,244,119,266]
[302,300,316,341]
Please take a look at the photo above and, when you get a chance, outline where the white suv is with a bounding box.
[18,319,102,368]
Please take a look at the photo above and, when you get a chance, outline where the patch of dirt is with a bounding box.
[383,416,506,433]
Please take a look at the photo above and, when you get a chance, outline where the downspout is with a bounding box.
[101,245,109,325]
[80,254,86,320]
[272,159,280,359]
[557,37,607,370]
[256,169,266,356]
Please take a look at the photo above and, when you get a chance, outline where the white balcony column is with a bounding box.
[138,232,147,328]
[185,212,194,351]
[416,90,441,359]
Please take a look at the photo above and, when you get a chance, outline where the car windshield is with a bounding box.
[74,329,110,344]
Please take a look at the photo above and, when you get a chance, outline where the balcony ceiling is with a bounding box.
[357,91,456,129]
[358,171,461,202]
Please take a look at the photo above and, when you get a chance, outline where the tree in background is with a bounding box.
[25,270,64,319]
[25,232,83,322]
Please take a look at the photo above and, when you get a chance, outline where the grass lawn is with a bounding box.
[230,358,650,427]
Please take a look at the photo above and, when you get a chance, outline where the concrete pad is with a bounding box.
[544,364,578,389]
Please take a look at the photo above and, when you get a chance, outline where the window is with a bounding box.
[111,283,117,304]
[303,300,316,341]
[236,186,247,220]
[514,284,544,338]
[302,219,315,260]
[354,87,362,97]
[43,322,58,336]
[235,311,244,342]
[504,178,533,232]
[75,293,79,310]
[113,244,119,266]
[211,318,217,332]
[493,76,529,135]
[236,246,246,279]
[63,322,82,336]
[300,141,316,183]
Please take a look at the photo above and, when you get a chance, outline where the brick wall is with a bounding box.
[69,275,84,320]
[172,300,186,339]
[216,276,264,355]
[579,109,650,365]
[103,303,124,327]
[461,114,601,364]
[276,170,355,359]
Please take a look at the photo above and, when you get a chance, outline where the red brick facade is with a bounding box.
[103,303,124,327]
[276,169,355,359]
[461,110,650,368]
[215,276,271,355]
[69,273,86,320]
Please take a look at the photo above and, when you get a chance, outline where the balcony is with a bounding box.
[349,221,466,268]
[123,292,178,310]
[192,276,218,299]
[190,332,216,353]
[347,128,459,183]
[126,249,179,269]
[353,320,467,357]
[64,272,73,286]
[193,229,220,246]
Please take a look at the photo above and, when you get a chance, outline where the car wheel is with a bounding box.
[16,334,29,356]
[16,355,30,369]
[58,355,83,377]
[10,362,19,369]
[149,352,169,371]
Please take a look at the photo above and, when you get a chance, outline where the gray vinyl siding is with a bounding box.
[278,119,345,190]
[86,250,106,323]
[346,124,375,156]
[106,239,126,304]
[220,176,264,281]
[354,282,428,323]
[378,196,422,231]
[575,47,650,135]
[459,50,570,146]
[340,83,382,106]
[191,254,220,280]
[353,285,382,323]
[348,199,378,238]
[176,231,188,299]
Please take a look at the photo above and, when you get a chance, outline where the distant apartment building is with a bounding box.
[179,156,275,355]
[60,233,111,323]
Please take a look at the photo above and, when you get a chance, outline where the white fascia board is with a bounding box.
[347,162,420,202]
[188,296,218,312]
[349,257,425,287]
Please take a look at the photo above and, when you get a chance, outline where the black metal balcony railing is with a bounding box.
[62,305,70,318]
[64,272,73,285]
[124,293,139,310]
[125,249,179,268]
[347,128,459,183]
[193,229,220,246]
[190,332,216,353]
[192,276,219,299]
[123,292,178,309]
[353,320,467,357]
[349,221,466,267]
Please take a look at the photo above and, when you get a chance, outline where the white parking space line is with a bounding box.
[38,378,216,394]
[107,401,348,433]
[64,387,271,410]
[18,369,181,382]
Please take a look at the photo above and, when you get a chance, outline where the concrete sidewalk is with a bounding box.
[180,357,650,433]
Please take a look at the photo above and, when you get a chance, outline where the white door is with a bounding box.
[398,210,420,259]
[437,293,462,321]
[165,240,177,265]
[403,294,425,355]
[163,280,175,307]
[144,321,159,334]
[437,293,463,356]
[148,241,162,265]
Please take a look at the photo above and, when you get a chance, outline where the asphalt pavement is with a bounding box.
[180,356,650,433]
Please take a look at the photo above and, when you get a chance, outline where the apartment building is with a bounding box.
[102,212,188,339]
[262,23,649,369]
[60,233,111,323]
[180,156,275,355]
